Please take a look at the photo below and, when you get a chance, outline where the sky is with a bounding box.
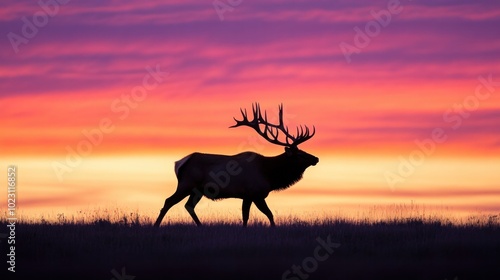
[1,0,499,223]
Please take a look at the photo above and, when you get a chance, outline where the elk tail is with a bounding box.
[174,154,193,179]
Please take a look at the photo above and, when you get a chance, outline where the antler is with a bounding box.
[230,103,315,147]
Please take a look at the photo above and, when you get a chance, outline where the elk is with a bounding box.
[154,103,318,227]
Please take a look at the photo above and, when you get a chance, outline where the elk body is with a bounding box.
[154,103,318,227]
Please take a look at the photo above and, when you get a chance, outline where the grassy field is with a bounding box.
[1,209,499,280]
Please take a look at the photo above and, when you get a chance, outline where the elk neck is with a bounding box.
[262,152,306,191]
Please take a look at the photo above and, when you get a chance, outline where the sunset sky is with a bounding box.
[1,0,499,222]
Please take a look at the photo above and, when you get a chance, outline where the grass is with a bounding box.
[1,208,499,280]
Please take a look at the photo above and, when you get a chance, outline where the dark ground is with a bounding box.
[1,218,499,280]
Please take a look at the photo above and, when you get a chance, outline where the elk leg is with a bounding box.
[253,198,275,227]
[154,190,189,227]
[185,191,203,226]
[242,199,252,227]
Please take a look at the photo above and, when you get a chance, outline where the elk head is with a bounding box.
[230,103,319,168]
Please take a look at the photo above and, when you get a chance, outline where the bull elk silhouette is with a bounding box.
[154,103,318,227]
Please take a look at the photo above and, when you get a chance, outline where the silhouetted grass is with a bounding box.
[1,211,499,280]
